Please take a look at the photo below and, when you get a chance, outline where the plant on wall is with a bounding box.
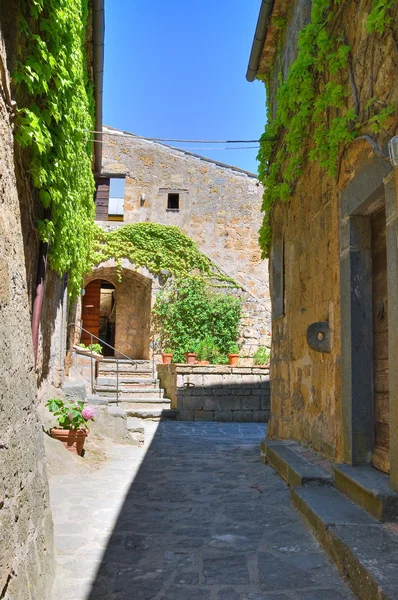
[152,276,242,363]
[14,0,95,297]
[89,223,238,287]
[257,0,397,256]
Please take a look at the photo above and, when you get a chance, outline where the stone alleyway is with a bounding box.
[49,423,355,600]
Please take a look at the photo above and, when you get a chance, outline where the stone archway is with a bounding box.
[84,263,153,359]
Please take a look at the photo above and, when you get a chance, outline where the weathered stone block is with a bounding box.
[194,410,215,421]
[233,411,254,422]
[241,397,261,410]
[213,410,234,422]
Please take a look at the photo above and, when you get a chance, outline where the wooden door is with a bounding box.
[81,280,101,346]
[371,207,390,473]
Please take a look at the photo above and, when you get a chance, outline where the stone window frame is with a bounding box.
[339,155,398,489]
[159,188,187,212]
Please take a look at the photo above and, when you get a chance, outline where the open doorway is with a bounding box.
[81,279,116,356]
[99,281,116,356]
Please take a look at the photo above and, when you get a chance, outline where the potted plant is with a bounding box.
[227,342,240,366]
[161,347,174,364]
[45,398,95,456]
[184,345,197,364]
[253,346,271,367]
[195,337,216,365]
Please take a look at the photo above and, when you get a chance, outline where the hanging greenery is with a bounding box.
[14,0,95,297]
[257,0,396,257]
[89,223,238,286]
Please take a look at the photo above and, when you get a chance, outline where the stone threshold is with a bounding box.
[262,439,398,600]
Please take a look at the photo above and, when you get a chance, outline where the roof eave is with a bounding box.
[246,0,275,82]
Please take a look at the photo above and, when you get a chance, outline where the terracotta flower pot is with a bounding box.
[227,353,240,366]
[161,352,173,364]
[50,428,88,456]
[184,352,197,365]
[195,361,210,365]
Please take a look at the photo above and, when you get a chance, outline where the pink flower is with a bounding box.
[82,407,95,421]
[68,412,73,420]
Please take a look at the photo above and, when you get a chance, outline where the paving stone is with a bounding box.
[49,422,355,600]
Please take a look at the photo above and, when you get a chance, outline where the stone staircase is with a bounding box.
[95,358,176,422]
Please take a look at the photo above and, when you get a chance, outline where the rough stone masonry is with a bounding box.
[0,30,54,600]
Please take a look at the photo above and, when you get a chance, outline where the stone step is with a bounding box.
[261,440,333,487]
[120,401,171,410]
[106,398,171,409]
[123,408,177,420]
[96,376,159,387]
[291,485,398,600]
[96,387,164,399]
[97,370,154,380]
[126,417,145,446]
[333,464,398,522]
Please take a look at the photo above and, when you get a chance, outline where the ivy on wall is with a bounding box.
[257,0,396,257]
[152,276,242,363]
[89,223,238,286]
[14,0,95,297]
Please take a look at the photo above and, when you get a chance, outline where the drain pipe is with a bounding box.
[92,0,104,174]
[246,0,275,82]
[31,239,48,365]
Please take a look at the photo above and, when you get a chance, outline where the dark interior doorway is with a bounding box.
[81,279,116,356]
[99,280,116,356]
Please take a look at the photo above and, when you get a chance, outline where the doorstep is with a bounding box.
[262,438,398,600]
[334,463,398,522]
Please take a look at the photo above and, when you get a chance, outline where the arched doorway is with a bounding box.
[81,279,116,356]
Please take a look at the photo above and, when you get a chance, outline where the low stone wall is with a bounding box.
[157,364,270,422]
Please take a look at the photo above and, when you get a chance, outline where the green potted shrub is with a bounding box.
[46,398,95,456]
[184,344,197,365]
[195,336,218,365]
[227,342,240,366]
[161,347,174,364]
[253,346,271,366]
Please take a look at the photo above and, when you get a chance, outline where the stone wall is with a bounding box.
[157,365,270,422]
[91,125,272,361]
[84,261,153,359]
[0,31,54,599]
[100,126,269,302]
[261,0,398,462]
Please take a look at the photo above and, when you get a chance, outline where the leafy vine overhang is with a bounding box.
[257,0,397,257]
[14,0,95,297]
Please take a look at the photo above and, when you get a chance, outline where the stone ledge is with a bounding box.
[334,464,398,522]
[291,486,398,600]
[158,364,269,375]
[263,440,333,487]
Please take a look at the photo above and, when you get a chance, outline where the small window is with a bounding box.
[167,193,179,210]
[108,177,125,221]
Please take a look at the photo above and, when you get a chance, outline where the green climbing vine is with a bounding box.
[257,0,397,257]
[88,223,239,287]
[14,0,95,297]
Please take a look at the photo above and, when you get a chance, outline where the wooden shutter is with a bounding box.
[95,178,110,221]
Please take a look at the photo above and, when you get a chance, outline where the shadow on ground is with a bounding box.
[84,420,355,600]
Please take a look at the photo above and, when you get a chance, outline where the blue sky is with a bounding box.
[103,0,266,174]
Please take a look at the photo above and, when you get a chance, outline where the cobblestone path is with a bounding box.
[50,422,355,599]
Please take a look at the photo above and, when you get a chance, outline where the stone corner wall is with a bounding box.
[157,364,270,423]
[0,31,54,600]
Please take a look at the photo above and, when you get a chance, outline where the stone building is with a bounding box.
[0,2,104,596]
[247,0,398,487]
[81,126,271,363]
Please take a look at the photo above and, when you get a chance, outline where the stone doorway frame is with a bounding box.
[340,155,398,489]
